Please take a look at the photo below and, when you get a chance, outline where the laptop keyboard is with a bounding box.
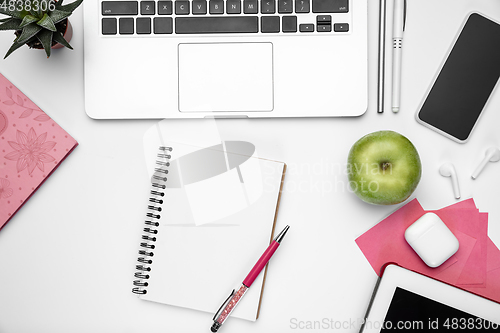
[101,0,350,35]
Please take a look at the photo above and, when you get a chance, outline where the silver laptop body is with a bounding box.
[84,0,367,118]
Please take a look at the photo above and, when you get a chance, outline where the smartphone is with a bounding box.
[416,13,500,143]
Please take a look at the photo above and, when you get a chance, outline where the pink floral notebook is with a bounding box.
[0,73,78,230]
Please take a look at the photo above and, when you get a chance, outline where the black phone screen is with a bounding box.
[417,13,500,142]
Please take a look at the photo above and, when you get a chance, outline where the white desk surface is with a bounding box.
[1,0,500,332]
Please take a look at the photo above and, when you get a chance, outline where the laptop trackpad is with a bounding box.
[178,43,274,112]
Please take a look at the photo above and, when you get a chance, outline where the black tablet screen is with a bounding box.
[379,287,498,331]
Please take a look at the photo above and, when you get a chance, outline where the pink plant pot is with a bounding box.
[52,19,73,49]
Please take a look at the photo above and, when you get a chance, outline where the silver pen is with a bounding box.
[378,0,387,113]
[392,0,406,113]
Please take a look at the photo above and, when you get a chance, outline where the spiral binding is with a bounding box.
[132,146,172,295]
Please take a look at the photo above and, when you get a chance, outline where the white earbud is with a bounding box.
[471,147,500,180]
[439,163,461,199]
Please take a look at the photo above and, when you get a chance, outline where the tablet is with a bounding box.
[360,264,500,332]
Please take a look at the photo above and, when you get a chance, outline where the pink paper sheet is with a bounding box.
[441,198,477,210]
[457,213,488,286]
[431,209,487,286]
[465,267,500,304]
[356,197,500,305]
[432,229,477,285]
[464,234,500,303]
[355,199,476,283]
[438,198,488,286]
[486,238,500,272]
[0,73,78,229]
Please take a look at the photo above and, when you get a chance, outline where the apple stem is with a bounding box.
[382,162,392,172]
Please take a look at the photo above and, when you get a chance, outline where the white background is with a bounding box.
[1,0,500,332]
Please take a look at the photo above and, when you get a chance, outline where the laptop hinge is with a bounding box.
[204,115,249,119]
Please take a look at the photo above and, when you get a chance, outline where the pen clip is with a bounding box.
[403,0,407,31]
[213,289,235,320]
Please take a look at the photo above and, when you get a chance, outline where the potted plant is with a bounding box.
[0,0,83,58]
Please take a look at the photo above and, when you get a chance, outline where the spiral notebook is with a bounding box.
[132,142,286,321]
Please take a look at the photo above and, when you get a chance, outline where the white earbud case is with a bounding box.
[405,213,459,268]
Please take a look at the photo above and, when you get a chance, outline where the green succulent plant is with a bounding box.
[0,0,83,58]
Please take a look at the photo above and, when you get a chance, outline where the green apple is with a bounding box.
[347,130,422,205]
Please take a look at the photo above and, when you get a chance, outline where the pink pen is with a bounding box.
[211,225,290,332]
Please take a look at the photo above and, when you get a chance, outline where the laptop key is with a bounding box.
[192,0,207,14]
[154,17,173,33]
[226,0,241,14]
[278,0,292,13]
[317,24,330,32]
[119,17,134,34]
[136,17,151,33]
[299,23,313,32]
[282,16,297,32]
[261,16,280,33]
[175,17,258,33]
[175,1,190,14]
[141,1,155,14]
[295,0,309,13]
[243,0,258,13]
[102,1,138,15]
[209,0,224,14]
[316,15,331,23]
[261,0,275,14]
[334,23,349,32]
[158,1,173,14]
[312,0,348,13]
[102,18,117,34]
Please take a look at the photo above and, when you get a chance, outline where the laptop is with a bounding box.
[83,0,368,119]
